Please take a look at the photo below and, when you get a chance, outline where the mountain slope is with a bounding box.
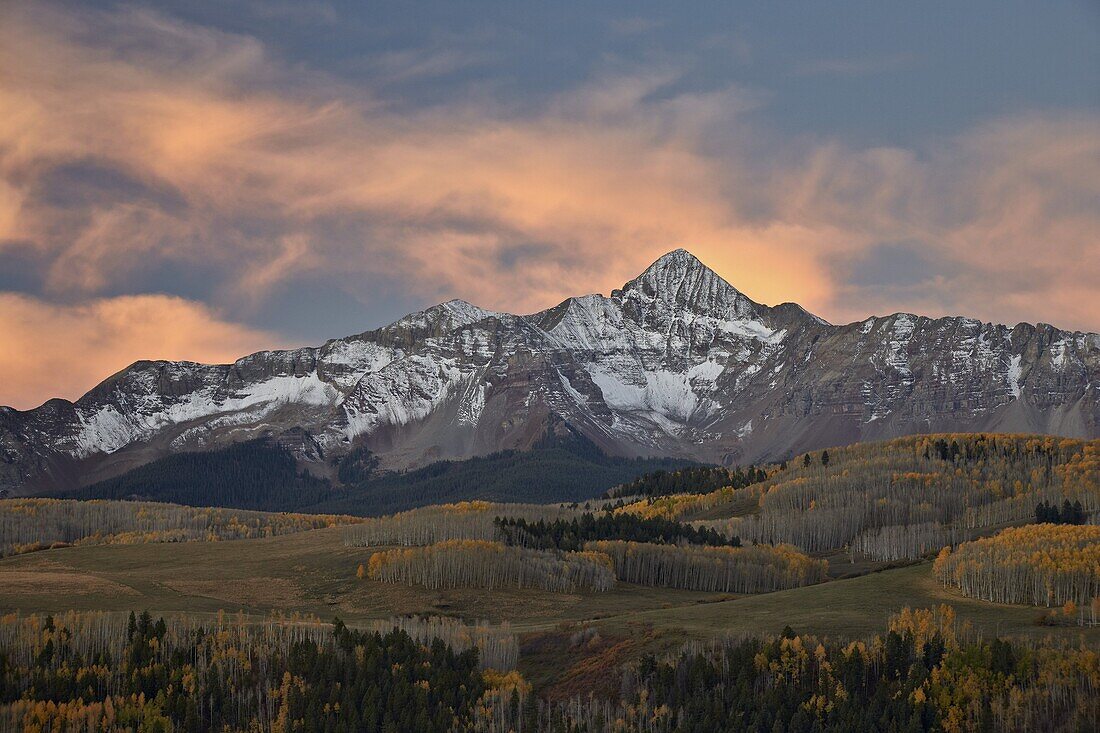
[2,248,1098,495]
[66,436,693,514]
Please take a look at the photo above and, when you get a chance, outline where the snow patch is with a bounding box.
[68,373,339,458]
[687,358,724,382]
[588,368,647,412]
[588,367,703,423]
[716,319,785,344]
[1006,355,1023,399]
[341,354,465,439]
[557,372,590,407]
[456,378,487,426]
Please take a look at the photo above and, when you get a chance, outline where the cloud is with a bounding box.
[783,114,1100,327]
[0,2,1097,407]
[0,293,284,410]
[0,3,788,312]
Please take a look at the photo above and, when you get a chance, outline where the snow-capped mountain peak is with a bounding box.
[1,248,1097,495]
[618,248,759,321]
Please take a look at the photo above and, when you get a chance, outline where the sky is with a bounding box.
[0,0,1098,410]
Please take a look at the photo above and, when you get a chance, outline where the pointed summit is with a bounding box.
[619,248,759,319]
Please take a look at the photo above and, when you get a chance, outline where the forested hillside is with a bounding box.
[68,440,339,511]
[0,498,359,557]
[57,433,1096,535]
[535,606,1100,732]
[65,439,691,515]
[4,606,1096,732]
[4,436,1100,732]
[314,447,691,514]
[625,434,1098,562]
[340,435,1100,600]
[0,612,522,732]
[346,499,823,596]
[604,464,769,499]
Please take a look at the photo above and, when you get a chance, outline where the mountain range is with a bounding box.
[2,248,1098,496]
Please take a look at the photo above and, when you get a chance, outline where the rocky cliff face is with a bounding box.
[3,249,1098,494]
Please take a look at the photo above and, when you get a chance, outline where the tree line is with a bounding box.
[359,534,823,596]
[342,501,587,547]
[523,605,1100,732]
[67,434,693,516]
[604,464,769,500]
[315,445,692,515]
[0,610,516,733]
[0,498,359,557]
[364,540,617,592]
[67,439,339,511]
[494,512,740,552]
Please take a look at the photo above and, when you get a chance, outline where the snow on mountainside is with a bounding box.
[2,248,1098,494]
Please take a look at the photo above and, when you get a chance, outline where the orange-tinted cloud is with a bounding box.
[0,2,1097,410]
[0,293,283,410]
[775,114,1100,327]
[0,4,798,311]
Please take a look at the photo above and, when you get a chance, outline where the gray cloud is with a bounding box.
[0,0,1097,409]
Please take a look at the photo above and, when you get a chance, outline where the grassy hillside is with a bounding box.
[6,434,1099,729]
[1,525,1094,647]
[11,434,1096,638]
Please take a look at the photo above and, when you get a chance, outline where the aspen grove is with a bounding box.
[585,540,828,593]
[933,524,1100,625]
[0,498,360,557]
[675,435,1100,561]
[365,540,617,592]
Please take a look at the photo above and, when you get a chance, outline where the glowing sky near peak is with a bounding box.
[0,0,1097,409]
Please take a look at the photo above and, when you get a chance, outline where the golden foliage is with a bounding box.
[935,524,1100,625]
[0,498,361,557]
[696,434,1098,560]
[585,540,827,593]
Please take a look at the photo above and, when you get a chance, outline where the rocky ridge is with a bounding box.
[2,249,1097,494]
